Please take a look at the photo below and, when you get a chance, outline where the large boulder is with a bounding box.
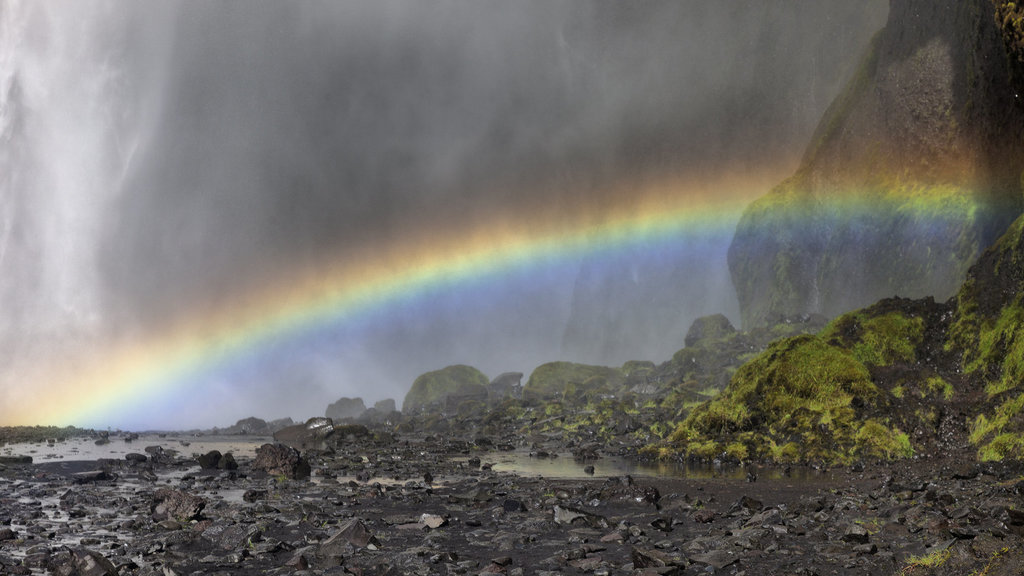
[252,443,311,479]
[373,398,397,413]
[488,372,523,403]
[729,0,1024,329]
[403,365,489,414]
[273,417,336,451]
[151,488,206,522]
[223,417,273,435]
[684,314,737,348]
[523,362,626,402]
[325,397,366,420]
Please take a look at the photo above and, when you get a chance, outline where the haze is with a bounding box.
[0,1,888,429]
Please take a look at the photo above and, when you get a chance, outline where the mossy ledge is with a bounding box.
[948,214,1024,460]
[654,297,958,465]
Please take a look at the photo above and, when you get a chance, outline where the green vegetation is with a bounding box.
[822,309,924,366]
[664,334,908,464]
[947,215,1024,460]
[897,547,951,575]
[403,364,489,414]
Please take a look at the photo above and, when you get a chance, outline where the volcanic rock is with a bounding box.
[404,364,489,414]
[252,443,310,479]
[151,488,205,522]
[196,450,222,469]
[729,0,1024,328]
[325,396,367,420]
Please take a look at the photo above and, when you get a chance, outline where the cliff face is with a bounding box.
[729,0,1024,328]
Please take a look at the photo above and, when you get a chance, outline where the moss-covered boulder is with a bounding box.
[729,0,1024,329]
[523,362,626,402]
[948,215,1024,459]
[661,297,961,465]
[684,314,737,348]
[403,365,489,414]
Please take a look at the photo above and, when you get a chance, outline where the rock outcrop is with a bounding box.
[402,365,489,414]
[729,0,1024,328]
[325,397,366,421]
[523,361,626,402]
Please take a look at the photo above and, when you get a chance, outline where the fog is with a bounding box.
[0,1,887,429]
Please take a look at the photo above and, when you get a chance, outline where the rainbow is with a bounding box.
[2,170,784,429]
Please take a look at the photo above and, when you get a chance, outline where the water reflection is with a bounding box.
[482,452,833,482]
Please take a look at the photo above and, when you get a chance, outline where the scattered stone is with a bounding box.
[151,488,205,522]
[252,443,311,479]
[842,524,870,545]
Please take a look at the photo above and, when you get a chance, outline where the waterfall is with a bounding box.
[0,1,132,345]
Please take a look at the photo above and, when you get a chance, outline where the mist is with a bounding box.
[0,1,887,429]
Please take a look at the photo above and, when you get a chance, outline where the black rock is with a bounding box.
[197,450,222,469]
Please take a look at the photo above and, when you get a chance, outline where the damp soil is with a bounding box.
[1,430,1023,576]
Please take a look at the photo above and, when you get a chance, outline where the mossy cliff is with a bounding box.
[729,0,1024,329]
[948,215,1024,460]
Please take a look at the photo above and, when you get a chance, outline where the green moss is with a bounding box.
[892,386,904,399]
[854,420,913,460]
[822,310,924,367]
[523,362,626,401]
[724,441,749,462]
[403,365,489,413]
[978,433,1024,461]
[678,334,877,464]
[970,393,1024,446]
[923,376,955,401]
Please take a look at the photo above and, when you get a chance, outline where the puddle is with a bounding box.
[473,452,834,482]
[2,434,271,462]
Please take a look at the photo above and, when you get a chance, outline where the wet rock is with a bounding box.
[252,443,311,479]
[197,450,222,469]
[689,549,739,570]
[326,396,367,420]
[151,488,205,522]
[218,451,238,470]
[323,519,380,551]
[0,527,15,541]
[842,524,870,545]
[72,470,113,484]
[553,505,608,528]
[46,547,119,576]
[274,418,336,450]
[421,514,448,529]
[124,453,147,464]
[503,499,527,513]
[243,489,268,503]
[0,455,32,465]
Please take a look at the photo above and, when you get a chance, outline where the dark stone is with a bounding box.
[324,519,379,549]
[46,547,119,576]
[242,489,268,503]
[124,453,147,463]
[684,314,737,347]
[0,528,15,541]
[842,524,870,544]
[72,470,112,484]
[151,488,205,522]
[197,450,222,469]
[0,456,32,465]
[252,443,311,479]
[325,397,367,420]
[218,452,238,470]
[503,499,526,513]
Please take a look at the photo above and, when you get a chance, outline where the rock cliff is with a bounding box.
[729,0,1024,328]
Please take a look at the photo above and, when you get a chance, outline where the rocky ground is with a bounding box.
[1,428,1023,576]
